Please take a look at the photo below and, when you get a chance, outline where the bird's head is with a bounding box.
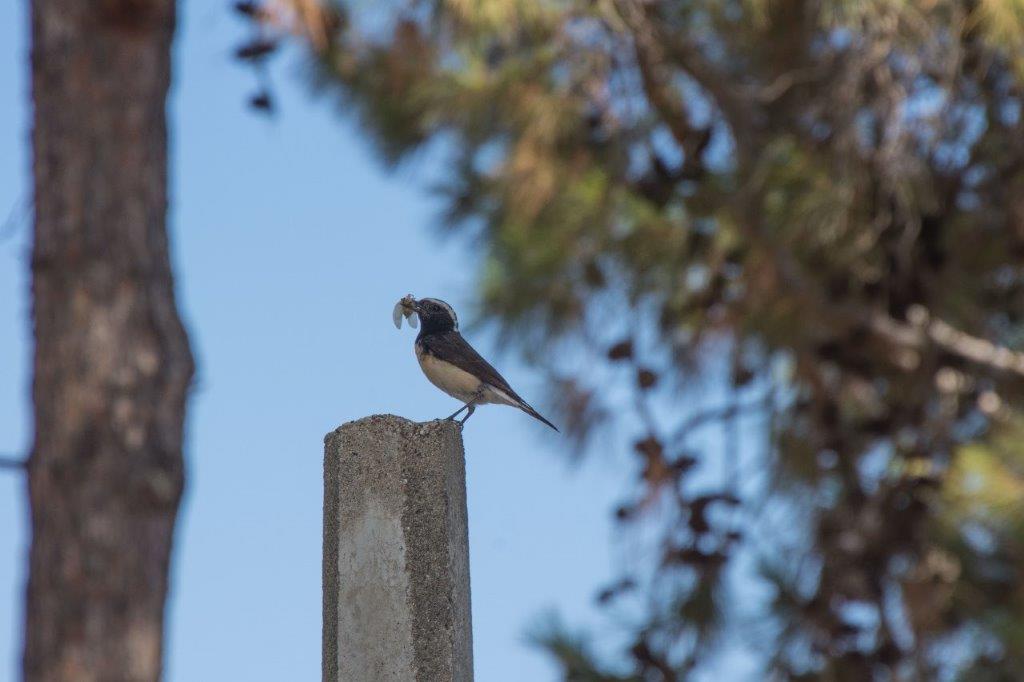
[413,297,459,334]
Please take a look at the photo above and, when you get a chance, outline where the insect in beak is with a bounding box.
[392,294,419,329]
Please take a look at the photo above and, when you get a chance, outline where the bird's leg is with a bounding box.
[444,402,472,421]
[444,389,483,423]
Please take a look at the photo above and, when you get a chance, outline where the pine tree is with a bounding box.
[253,1,1024,677]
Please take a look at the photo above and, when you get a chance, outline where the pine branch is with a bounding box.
[615,0,696,151]
[613,0,760,156]
[0,454,25,471]
[739,206,1024,381]
[867,310,1024,378]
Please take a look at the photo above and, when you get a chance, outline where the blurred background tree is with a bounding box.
[25,0,193,680]
[248,0,1024,678]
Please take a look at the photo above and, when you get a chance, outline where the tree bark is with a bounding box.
[24,1,192,680]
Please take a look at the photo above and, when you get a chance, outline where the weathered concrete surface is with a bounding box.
[324,415,473,682]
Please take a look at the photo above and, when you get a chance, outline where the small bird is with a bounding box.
[393,296,558,431]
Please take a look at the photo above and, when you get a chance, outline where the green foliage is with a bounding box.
[252,0,1024,678]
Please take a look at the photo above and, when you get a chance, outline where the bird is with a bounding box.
[393,296,558,431]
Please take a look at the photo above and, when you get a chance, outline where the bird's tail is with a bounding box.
[517,401,559,432]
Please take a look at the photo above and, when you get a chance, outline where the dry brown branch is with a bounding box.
[261,0,330,52]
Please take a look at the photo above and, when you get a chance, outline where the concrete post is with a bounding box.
[323,415,473,682]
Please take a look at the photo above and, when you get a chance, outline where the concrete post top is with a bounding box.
[324,414,462,445]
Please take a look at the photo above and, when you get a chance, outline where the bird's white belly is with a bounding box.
[416,349,482,403]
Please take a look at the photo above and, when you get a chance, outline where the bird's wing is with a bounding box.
[422,331,559,431]
[421,331,525,402]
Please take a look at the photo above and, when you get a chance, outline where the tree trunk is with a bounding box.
[24,1,192,680]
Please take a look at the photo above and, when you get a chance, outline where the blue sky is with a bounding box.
[0,2,644,680]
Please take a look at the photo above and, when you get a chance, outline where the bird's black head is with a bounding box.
[415,298,459,335]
